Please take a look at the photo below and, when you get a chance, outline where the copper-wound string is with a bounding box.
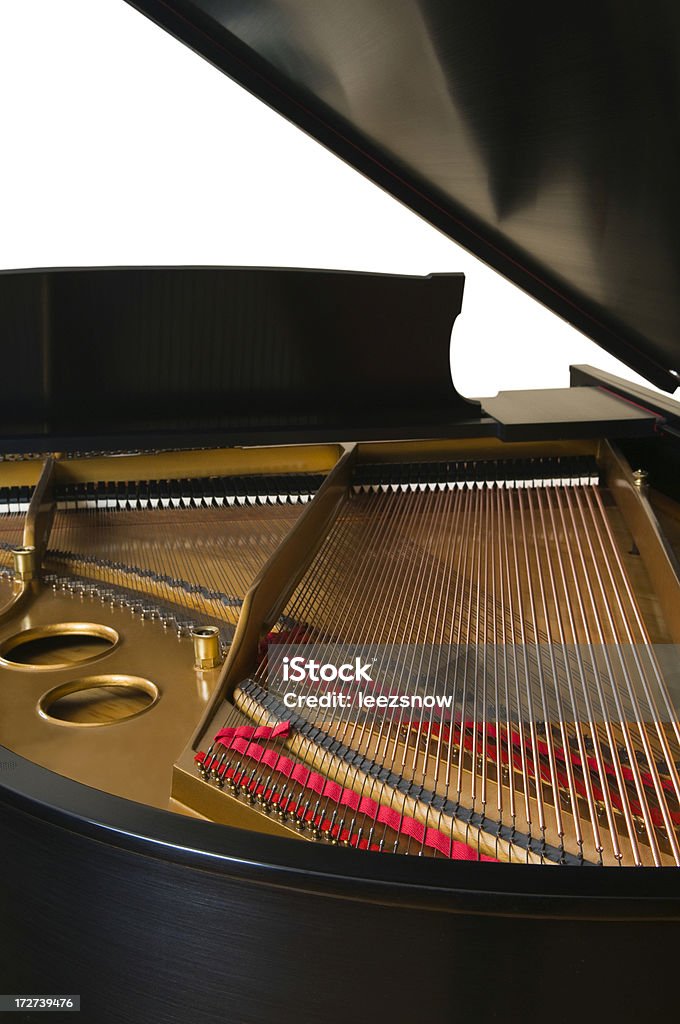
[589,486,680,777]
[523,488,567,849]
[333,484,451,848]
[568,485,665,863]
[294,486,421,835]
[507,488,545,846]
[247,485,411,828]
[536,487,599,857]
[551,486,623,861]
[212,462,680,864]
[380,482,461,852]
[579,486,680,862]
[560,486,647,863]
[411,486,467,853]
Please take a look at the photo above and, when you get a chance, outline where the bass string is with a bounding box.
[560,486,654,864]
[499,484,625,863]
[494,486,517,854]
[356,483,460,854]
[280,487,436,841]
[474,485,507,848]
[417,486,469,800]
[198,496,364,780]
[534,485,606,856]
[579,486,680,862]
[589,486,680,769]
[266,485,456,847]
[570,485,668,864]
[252,493,372,649]
[472,485,490,821]
[550,486,626,862]
[533,487,590,856]
[274,487,414,836]
[532,485,641,864]
[499,487,537,856]
[491,484,513,850]
[478,486,493,826]
[296,483,545,857]
[517,488,565,848]
[276,490,394,642]
[442,482,478,809]
[405,487,465,814]
[365,486,451,761]
[258,485,515,856]
[323,485,464,852]
[217,470,680,863]
[214,489,399,804]
[318,485,522,857]
[267,484,399,654]
[280,479,540,647]
[506,487,546,846]
[348,481,485,856]
[405,483,478,854]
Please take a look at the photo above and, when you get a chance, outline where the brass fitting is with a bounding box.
[12,545,37,582]
[191,625,222,669]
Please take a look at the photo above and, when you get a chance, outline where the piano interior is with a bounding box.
[3,433,679,869]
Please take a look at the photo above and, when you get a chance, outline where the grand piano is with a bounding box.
[2,3,680,1021]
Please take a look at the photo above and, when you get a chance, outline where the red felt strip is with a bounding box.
[409,721,679,828]
[196,733,496,862]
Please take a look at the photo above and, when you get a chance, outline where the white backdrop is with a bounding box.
[0,0,672,400]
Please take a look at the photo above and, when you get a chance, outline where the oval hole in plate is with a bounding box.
[0,622,118,670]
[39,675,159,727]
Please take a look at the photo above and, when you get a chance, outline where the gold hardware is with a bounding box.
[633,468,649,490]
[192,626,222,669]
[12,545,36,581]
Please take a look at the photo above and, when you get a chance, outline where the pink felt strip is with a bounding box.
[197,730,496,862]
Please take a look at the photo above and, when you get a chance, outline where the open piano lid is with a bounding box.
[126,1,680,393]
[3,3,678,451]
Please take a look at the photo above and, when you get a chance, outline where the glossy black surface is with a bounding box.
[0,266,472,449]
[482,384,659,441]
[128,1,680,392]
[1,747,679,1023]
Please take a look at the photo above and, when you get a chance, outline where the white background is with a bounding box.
[0,0,672,400]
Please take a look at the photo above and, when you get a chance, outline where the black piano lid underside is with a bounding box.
[126,0,680,393]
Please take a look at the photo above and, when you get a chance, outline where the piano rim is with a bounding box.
[3,742,680,919]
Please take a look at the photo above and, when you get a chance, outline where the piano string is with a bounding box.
[199,457,680,866]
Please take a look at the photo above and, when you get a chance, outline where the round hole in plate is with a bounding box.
[0,622,119,670]
[38,674,159,727]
